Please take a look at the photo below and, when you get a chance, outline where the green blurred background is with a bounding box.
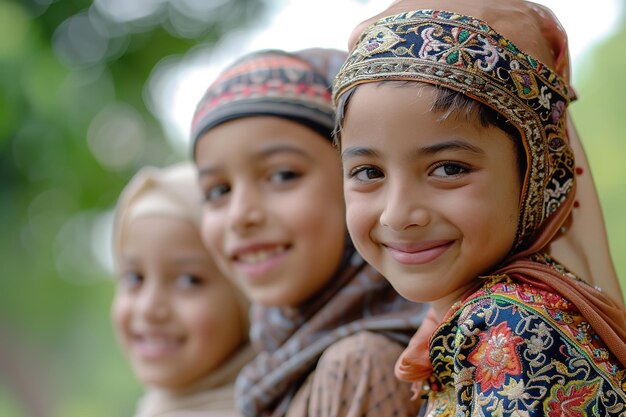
[0,1,624,416]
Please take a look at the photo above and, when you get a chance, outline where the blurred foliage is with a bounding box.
[0,0,624,416]
[0,0,268,416]
[570,5,626,289]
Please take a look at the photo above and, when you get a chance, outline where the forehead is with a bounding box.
[340,82,515,159]
[122,215,203,251]
[119,215,223,270]
[341,83,447,144]
[195,116,336,167]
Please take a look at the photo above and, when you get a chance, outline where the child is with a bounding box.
[112,163,253,417]
[344,0,625,307]
[191,48,427,417]
[333,3,626,416]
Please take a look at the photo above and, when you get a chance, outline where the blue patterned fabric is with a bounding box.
[426,267,626,416]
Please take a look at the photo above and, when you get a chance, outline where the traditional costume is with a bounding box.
[334,5,626,416]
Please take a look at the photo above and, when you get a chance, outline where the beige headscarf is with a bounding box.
[113,163,254,417]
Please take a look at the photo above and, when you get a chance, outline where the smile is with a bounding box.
[233,244,291,277]
[383,240,453,265]
[131,334,184,359]
[236,244,289,264]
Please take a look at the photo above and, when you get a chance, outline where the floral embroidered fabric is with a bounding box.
[425,270,626,416]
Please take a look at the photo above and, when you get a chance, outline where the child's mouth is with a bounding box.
[383,240,453,265]
[132,334,184,359]
[233,243,291,277]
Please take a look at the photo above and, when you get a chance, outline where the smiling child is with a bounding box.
[112,163,253,417]
[334,4,626,416]
[191,48,427,417]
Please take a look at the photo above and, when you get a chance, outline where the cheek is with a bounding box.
[111,294,131,339]
[344,193,375,242]
[185,294,241,346]
[201,211,225,252]
[453,185,518,261]
[284,179,345,237]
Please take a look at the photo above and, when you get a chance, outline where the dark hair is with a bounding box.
[334,82,527,178]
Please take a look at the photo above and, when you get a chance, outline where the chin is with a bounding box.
[384,275,430,304]
[249,288,290,307]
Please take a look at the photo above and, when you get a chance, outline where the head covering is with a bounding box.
[335,9,575,253]
[191,49,346,153]
[113,163,254,416]
[334,4,626,369]
[113,163,204,267]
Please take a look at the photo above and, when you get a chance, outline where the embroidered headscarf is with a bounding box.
[113,163,253,417]
[192,48,428,417]
[333,6,626,371]
[191,49,341,154]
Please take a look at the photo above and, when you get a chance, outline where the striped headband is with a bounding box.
[191,50,335,153]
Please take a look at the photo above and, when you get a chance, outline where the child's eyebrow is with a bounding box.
[198,144,314,178]
[120,254,139,264]
[198,165,219,178]
[341,146,380,162]
[173,255,207,266]
[419,139,484,156]
[257,144,314,161]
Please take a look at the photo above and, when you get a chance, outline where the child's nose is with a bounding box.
[137,282,170,322]
[380,181,430,231]
[227,184,266,234]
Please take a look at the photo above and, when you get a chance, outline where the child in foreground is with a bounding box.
[112,163,253,417]
[344,0,625,307]
[191,48,426,417]
[333,3,626,416]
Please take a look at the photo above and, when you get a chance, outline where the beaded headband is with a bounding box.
[333,10,576,251]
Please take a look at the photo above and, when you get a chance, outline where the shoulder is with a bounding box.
[431,278,626,414]
[294,331,419,417]
[455,277,576,327]
[318,330,404,366]
[450,278,593,364]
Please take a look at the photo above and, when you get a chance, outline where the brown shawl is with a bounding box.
[235,241,427,417]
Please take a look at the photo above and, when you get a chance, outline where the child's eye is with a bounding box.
[268,168,301,183]
[204,183,230,202]
[120,272,143,289]
[348,166,384,182]
[430,162,470,178]
[176,274,204,289]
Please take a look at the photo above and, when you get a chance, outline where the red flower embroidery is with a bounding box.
[545,380,600,417]
[468,321,523,391]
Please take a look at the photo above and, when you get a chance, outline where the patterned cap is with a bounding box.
[191,49,341,153]
[334,10,576,252]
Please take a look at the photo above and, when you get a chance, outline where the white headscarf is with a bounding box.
[113,162,254,417]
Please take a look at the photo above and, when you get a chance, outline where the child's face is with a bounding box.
[340,83,521,316]
[196,116,346,307]
[112,215,244,389]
